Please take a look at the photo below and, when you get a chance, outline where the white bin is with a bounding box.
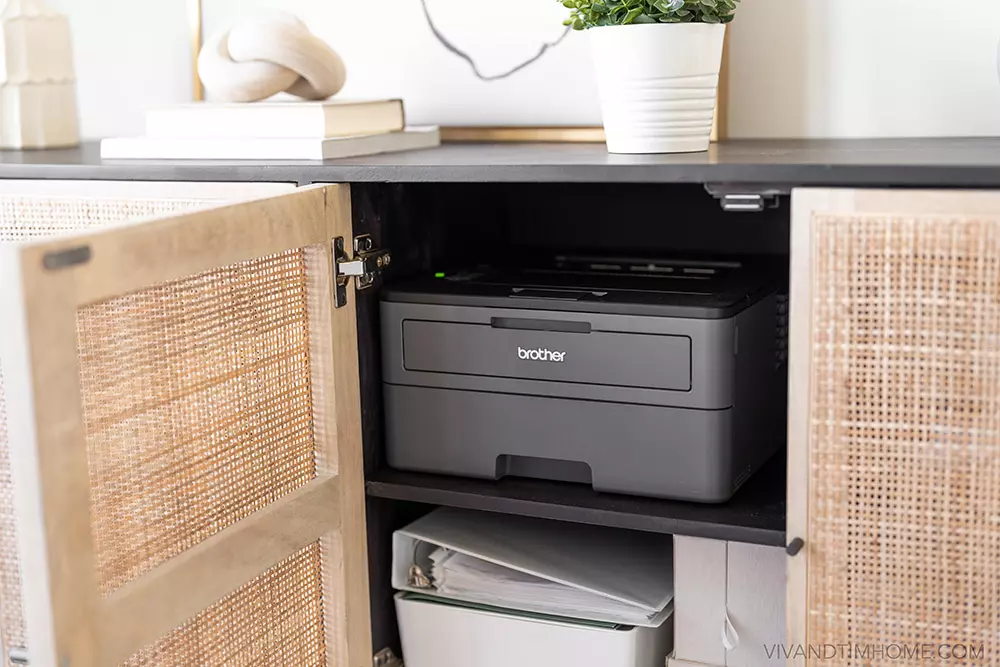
[396,593,674,667]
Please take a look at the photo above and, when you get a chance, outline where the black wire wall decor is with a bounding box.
[418,0,571,82]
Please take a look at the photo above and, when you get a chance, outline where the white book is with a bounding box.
[100,126,440,161]
[392,507,674,627]
[145,99,405,139]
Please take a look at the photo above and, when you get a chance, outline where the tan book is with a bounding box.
[145,99,405,140]
[100,126,440,161]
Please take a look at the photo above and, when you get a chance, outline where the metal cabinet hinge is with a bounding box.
[373,648,403,667]
[333,234,391,308]
[703,183,789,212]
[720,193,771,212]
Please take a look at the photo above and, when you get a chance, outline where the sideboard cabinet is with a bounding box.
[0,140,995,667]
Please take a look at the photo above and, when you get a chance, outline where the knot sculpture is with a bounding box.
[198,13,347,103]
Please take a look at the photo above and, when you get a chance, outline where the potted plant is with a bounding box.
[562,0,738,154]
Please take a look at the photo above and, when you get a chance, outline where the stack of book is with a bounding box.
[101,99,440,160]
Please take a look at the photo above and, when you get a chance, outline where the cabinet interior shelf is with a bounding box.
[365,452,786,547]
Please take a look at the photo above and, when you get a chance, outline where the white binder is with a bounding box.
[391,507,674,627]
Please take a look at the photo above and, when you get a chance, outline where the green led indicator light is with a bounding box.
[434,272,446,278]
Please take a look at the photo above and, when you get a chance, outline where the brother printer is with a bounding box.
[380,256,786,503]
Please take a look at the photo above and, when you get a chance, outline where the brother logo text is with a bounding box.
[517,347,566,363]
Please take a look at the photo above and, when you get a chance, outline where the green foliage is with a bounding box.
[561,0,739,29]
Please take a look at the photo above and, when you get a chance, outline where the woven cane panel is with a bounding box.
[76,249,318,596]
[123,541,328,666]
[808,215,1000,665]
[0,196,212,241]
[0,375,25,661]
[0,195,220,666]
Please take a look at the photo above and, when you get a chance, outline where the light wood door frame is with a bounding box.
[0,185,371,667]
[0,180,297,199]
[788,187,1000,666]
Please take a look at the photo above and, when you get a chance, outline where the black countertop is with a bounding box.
[4,138,1000,187]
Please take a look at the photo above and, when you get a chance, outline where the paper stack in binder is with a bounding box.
[392,508,675,667]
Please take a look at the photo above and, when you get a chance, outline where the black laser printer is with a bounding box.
[380,256,786,503]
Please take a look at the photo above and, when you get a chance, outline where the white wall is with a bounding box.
[728,0,1000,138]
[47,0,192,139]
[47,0,1000,140]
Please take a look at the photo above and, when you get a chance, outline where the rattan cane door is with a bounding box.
[787,188,1000,667]
[0,185,371,667]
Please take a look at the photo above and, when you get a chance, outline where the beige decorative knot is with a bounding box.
[197,13,347,103]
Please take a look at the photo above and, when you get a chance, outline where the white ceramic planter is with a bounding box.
[589,23,726,154]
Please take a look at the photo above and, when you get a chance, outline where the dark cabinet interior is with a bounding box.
[349,182,791,656]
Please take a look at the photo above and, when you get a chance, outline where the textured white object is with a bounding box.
[396,593,674,667]
[0,0,79,148]
[198,12,346,103]
[669,536,785,667]
[589,23,725,154]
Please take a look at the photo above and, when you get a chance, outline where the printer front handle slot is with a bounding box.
[490,317,592,334]
[509,287,609,301]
